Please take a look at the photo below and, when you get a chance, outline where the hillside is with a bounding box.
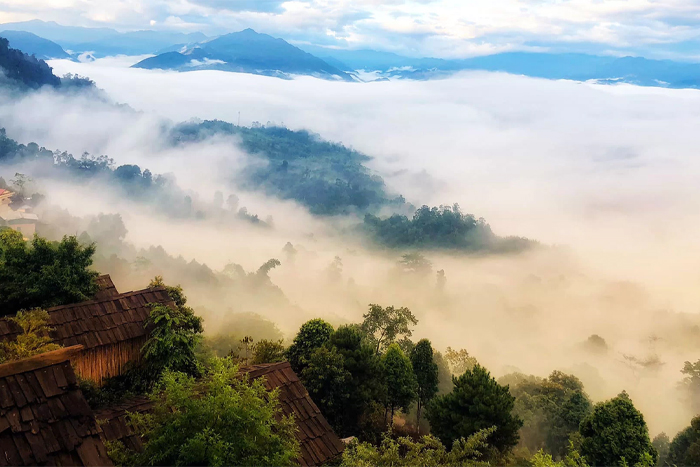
[0,36,60,88]
[0,30,69,59]
[134,29,354,81]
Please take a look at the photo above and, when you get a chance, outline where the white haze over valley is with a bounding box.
[3,58,700,436]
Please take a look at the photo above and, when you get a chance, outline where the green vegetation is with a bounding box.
[500,371,592,458]
[667,416,700,466]
[286,318,334,373]
[0,229,99,315]
[410,339,439,432]
[0,308,60,363]
[364,204,535,252]
[340,428,495,467]
[579,392,657,466]
[110,359,300,466]
[383,343,418,423]
[427,364,523,457]
[0,37,60,89]
[170,120,405,215]
[361,304,418,354]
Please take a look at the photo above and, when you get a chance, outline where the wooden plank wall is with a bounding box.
[72,338,147,385]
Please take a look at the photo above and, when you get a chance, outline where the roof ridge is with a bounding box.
[0,345,84,378]
[45,286,171,312]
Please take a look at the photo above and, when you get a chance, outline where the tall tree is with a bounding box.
[579,392,657,466]
[286,318,334,373]
[361,304,418,354]
[382,343,417,424]
[0,231,99,315]
[668,416,700,467]
[427,364,522,457]
[410,339,439,433]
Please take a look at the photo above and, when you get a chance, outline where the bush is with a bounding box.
[0,308,59,363]
[111,358,300,466]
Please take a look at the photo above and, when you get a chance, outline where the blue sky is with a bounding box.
[2,0,700,60]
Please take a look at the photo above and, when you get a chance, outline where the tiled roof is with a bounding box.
[94,275,119,300]
[0,346,112,466]
[242,362,345,466]
[97,362,345,466]
[0,288,175,351]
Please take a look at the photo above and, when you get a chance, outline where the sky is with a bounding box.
[3,0,700,60]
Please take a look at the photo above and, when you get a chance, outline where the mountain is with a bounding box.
[301,45,700,88]
[0,36,60,88]
[0,20,207,57]
[133,29,354,81]
[0,31,69,59]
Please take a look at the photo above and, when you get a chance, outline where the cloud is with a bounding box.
[4,59,700,435]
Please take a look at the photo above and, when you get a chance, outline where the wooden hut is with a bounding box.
[96,361,345,466]
[0,345,112,466]
[0,276,176,385]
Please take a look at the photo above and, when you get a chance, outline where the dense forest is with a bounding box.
[170,120,408,216]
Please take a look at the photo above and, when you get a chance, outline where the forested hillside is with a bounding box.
[0,36,60,88]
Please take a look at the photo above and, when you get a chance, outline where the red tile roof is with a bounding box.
[0,346,112,466]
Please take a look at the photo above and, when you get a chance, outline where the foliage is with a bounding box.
[361,304,418,354]
[652,432,670,467]
[579,392,657,467]
[363,204,535,252]
[251,339,286,364]
[142,303,203,379]
[433,351,454,395]
[382,343,417,421]
[680,359,700,415]
[0,309,60,363]
[530,443,590,467]
[427,364,522,456]
[113,359,300,466]
[286,318,334,373]
[170,120,405,215]
[302,345,352,430]
[0,37,60,89]
[444,347,479,376]
[500,371,592,458]
[0,230,99,315]
[667,416,700,467]
[340,428,495,467]
[410,339,439,431]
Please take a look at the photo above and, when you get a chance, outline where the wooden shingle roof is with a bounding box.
[242,362,345,466]
[0,346,112,466]
[0,288,175,350]
[97,362,345,467]
[94,275,119,300]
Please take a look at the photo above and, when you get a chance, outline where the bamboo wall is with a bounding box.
[72,337,147,385]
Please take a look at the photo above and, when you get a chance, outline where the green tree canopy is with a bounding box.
[361,304,418,354]
[0,230,99,315]
[427,364,522,456]
[411,339,439,432]
[286,318,334,373]
[111,359,300,466]
[500,370,592,458]
[382,343,417,422]
[579,392,657,467]
[668,416,700,467]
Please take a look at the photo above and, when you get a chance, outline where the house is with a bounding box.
[95,361,346,466]
[0,346,112,466]
[0,190,12,210]
[0,276,176,385]
[0,211,39,238]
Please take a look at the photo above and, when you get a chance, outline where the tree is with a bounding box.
[668,416,700,467]
[251,339,286,364]
[0,309,60,363]
[427,364,522,456]
[500,371,592,458]
[411,339,439,432]
[433,351,454,395]
[680,360,700,414]
[324,325,386,437]
[0,231,99,315]
[111,359,299,466]
[302,345,351,431]
[340,428,495,467]
[286,319,334,373]
[652,433,670,467]
[361,304,418,354]
[579,392,657,466]
[382,343,417,423]
[445,347,478,376]
[10,172,31,198]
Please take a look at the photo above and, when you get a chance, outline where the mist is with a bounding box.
[2,57,700,437]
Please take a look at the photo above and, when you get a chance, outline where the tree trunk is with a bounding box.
[416,401,422,435]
